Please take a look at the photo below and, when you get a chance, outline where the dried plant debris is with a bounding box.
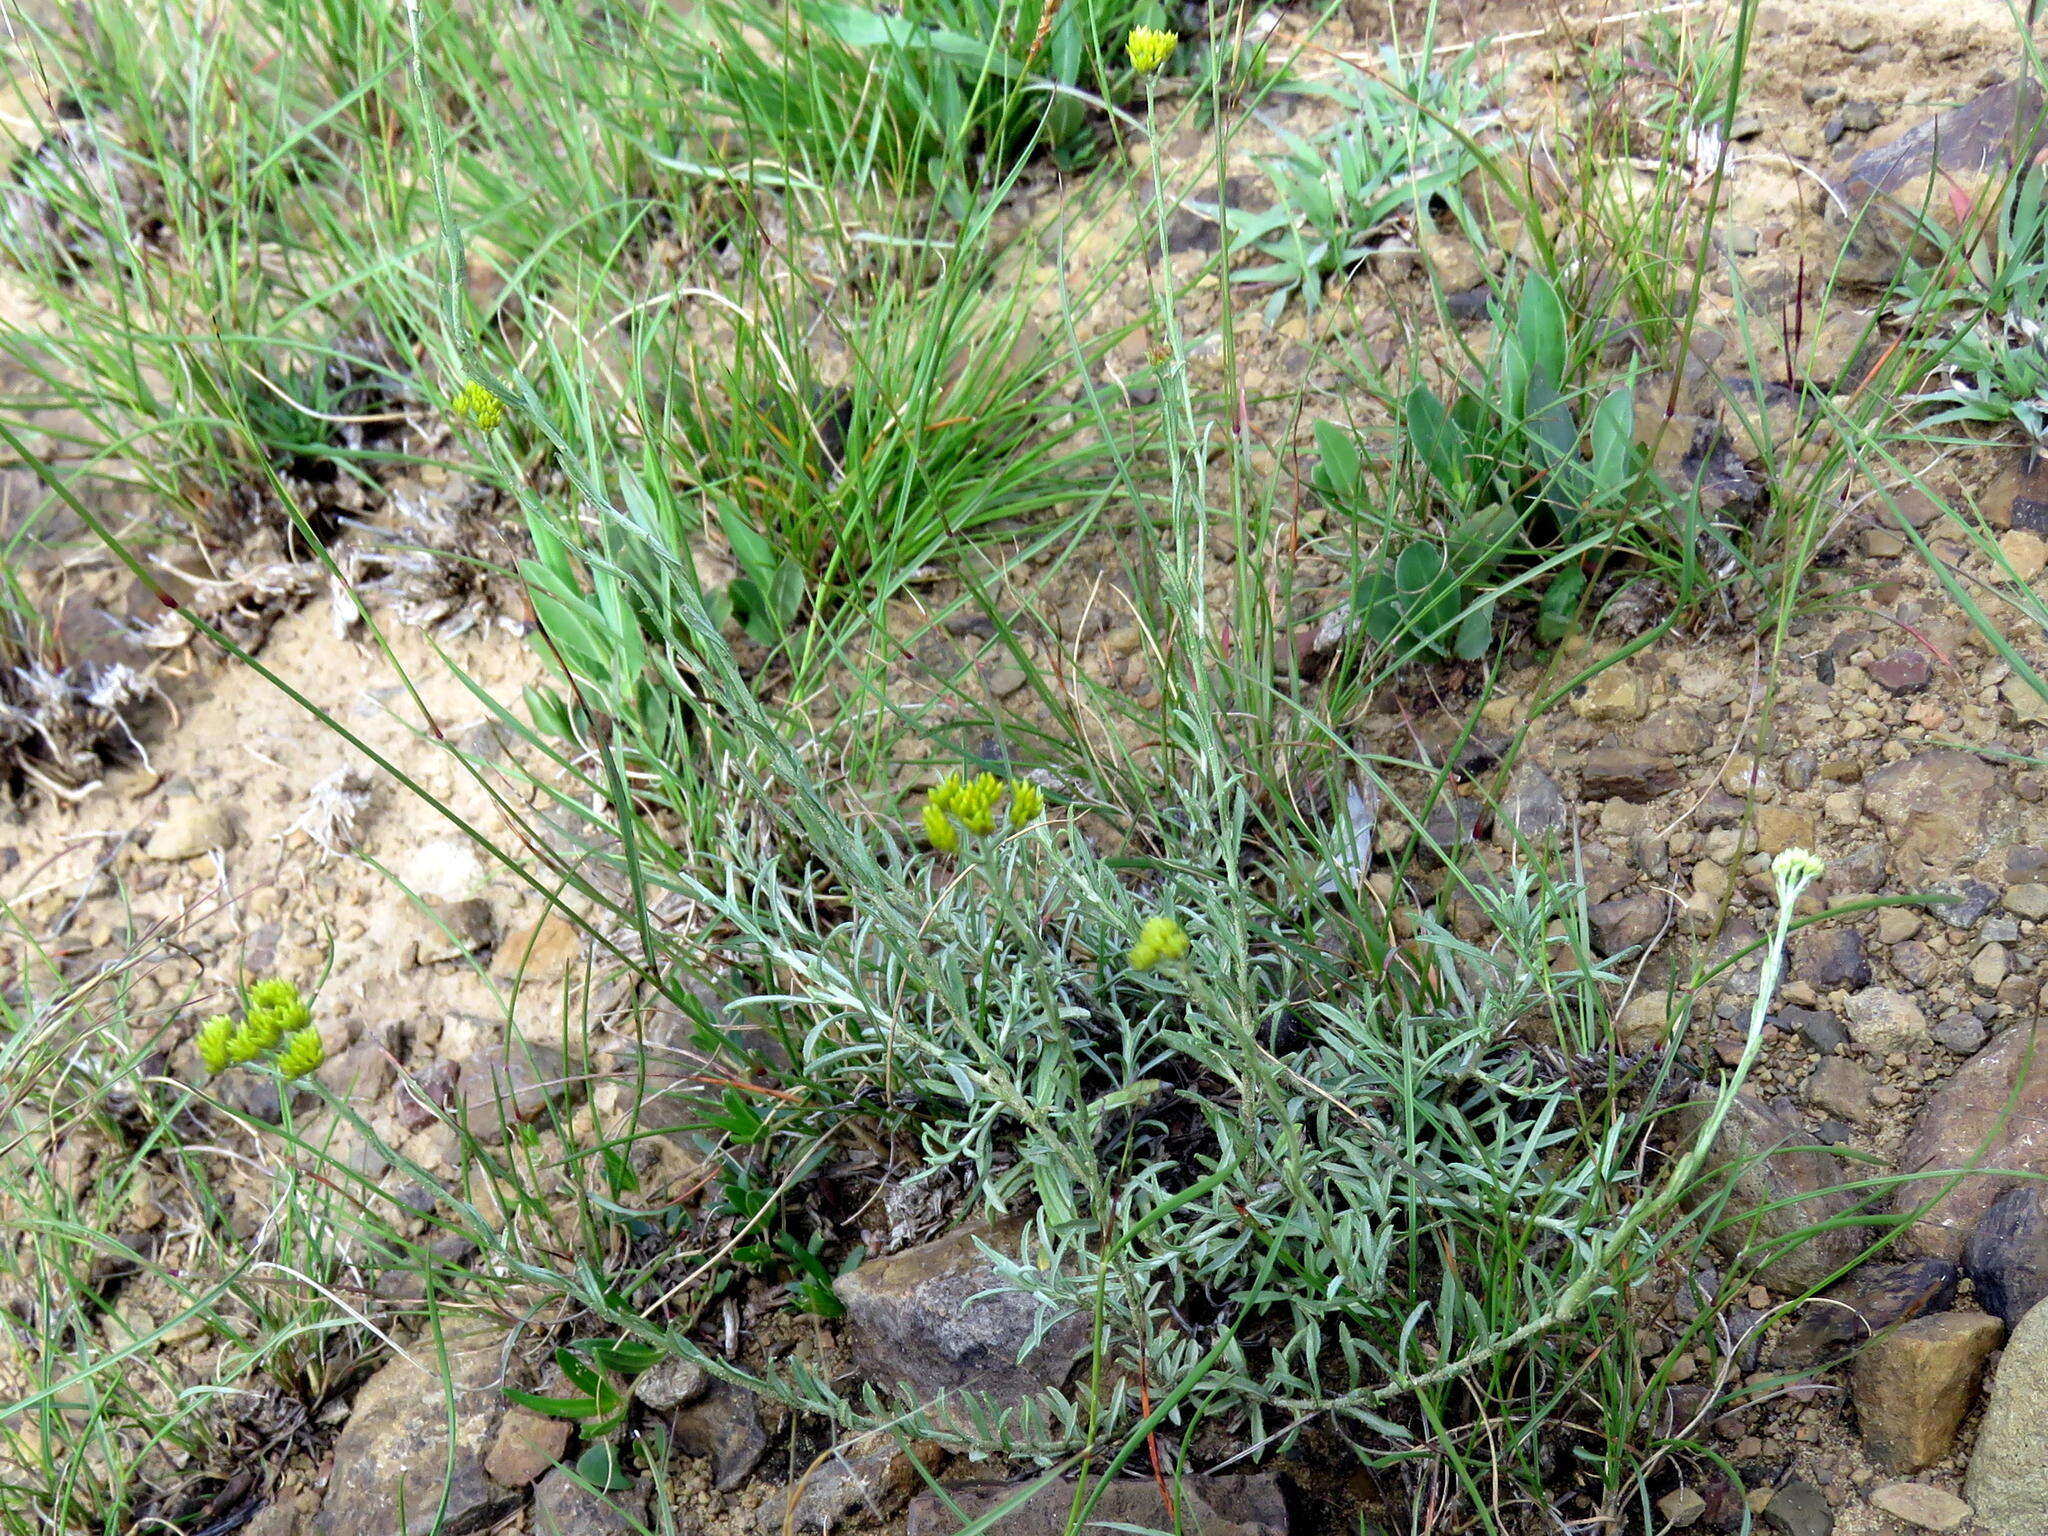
[0,658,156,796]
[137,560,324,655]
[287,763,375,857]
[330,472,522,636]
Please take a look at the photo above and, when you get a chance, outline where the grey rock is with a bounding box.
[1589,894,1669,957]
[1806,1057,1877,1124]
[1762,1480,1833,1536]
[1964,1182,2048,1329]
[531,1469,647,1536]
[834,1220,1091,1413]
[454,1038,573,1143]
[632,1357,707,1410]
[1831,80,2048,283]
[1775,1257,1959,1368]
[1844,987,1929,1052]
[1795,928,1871,989]
[1496,764,1569,842]
[753,1433,936,1534]
[1891,942,1941,989]
[1779,1005,1849,1054]
[310,1329,518,1536]
[672,1380,773,1492]
[1674,1092,1864,1292]
[1893,1024,2048,1260]
[1966,1297,2048,1530]
[906,1478,1286,1536]
[1930,878,2000,928]
[1931,1015,1989,1055]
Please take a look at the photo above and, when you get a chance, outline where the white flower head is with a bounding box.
[1771,846,1825,897]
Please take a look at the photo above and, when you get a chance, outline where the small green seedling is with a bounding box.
[1316,274,1646,659]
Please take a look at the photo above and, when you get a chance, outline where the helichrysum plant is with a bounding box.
[920,772,1044,852]
[450,380,505,432]
[195,979,326,1079]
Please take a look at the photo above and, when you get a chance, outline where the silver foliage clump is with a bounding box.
[682,773,1648,1459]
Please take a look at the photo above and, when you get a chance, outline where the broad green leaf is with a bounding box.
[1405,387,1462,492]
[503,1387,602,1420]
[1313,420,1361,500]
[1537,567,1588,643]
[1453,597,1494,660]
[1588,385,1636,500]
[1515,272,1567,394]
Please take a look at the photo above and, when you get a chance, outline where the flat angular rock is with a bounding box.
[1966,1296,2048,1531]
[1589,894,1668,957]
[672,1379,773,1492]
[310,1328,519,1536]
[833,1220,1092,1410]
[1831,80,2048,285]
[416,897,497,966]
[145,801,236,862]
[1868,1482,1971,1533]
[1892,1023,2048,1260]
[907,1478,1287,1536]
[1496,763,1569,842]
[1775,1258,1959,1368]
[1806,1057,1877,1124]
[531,1469,648,1536]
[753,1432,939,1534]
[1965,1182,2048,1329]
[1761,1479,1833,1536]
[1673,1092,1864,1292]
[1852,1310,2004,1472]
[1794,929,1870,990]
[1582,747,1679,802]
[1861,751,2003,880]
[454,1038,573,1143]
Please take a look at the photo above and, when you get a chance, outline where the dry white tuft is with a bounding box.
[289,764,376,857]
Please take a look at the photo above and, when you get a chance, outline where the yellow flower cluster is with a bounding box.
[450,380,505,432]
[1129,914,1190,970]
[920,771,1046,851]
[1125,25,1178,74]
[1130,913,1196,974]
[195,978,326,1079]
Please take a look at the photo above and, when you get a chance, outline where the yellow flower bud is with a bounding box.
[276,1026,327,1079]
[451,380,505,432]
[196,1015,235,1075]
[1125,25,1178,74]
[921,802,960,853]
[1130,915,1189,970]
[1008,780,1044,827]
